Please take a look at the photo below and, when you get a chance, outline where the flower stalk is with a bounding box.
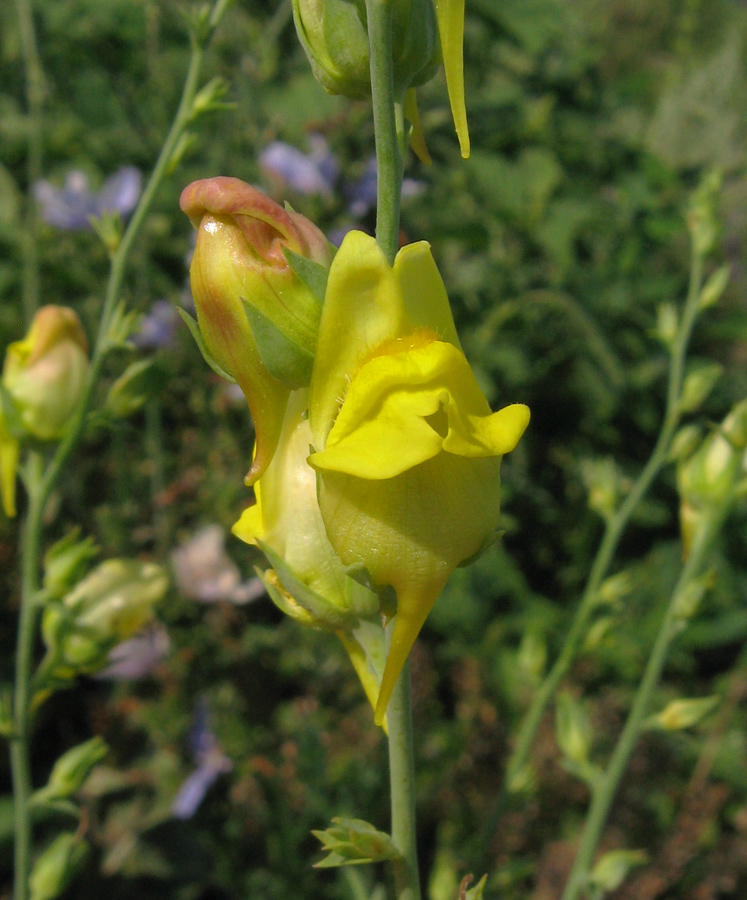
[366,0,404,264]
[365,3,418,896]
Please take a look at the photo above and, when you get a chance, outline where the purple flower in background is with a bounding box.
[260,134,339,197]
[346,157,426,218]
[95,623,170,681]
[171,525,265,605]
[172,701,233,820]
[132,300,180,350]
[33,166,142,231]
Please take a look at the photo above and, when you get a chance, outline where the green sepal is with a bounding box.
[283,246,330,306]
[0,381,27,440]
[312,817,402,868]
[343,562,383,617]
[42,528,99,603]
[253,567,325,629]
[464,875,488,900]
[242,300,315,390]
[457,529,503,568]
[344,574,380,618]
[177,309,236,383]
[105,359,158,418]
[257,539,353,629]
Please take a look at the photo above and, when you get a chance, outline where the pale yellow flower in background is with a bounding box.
[1,306,89,517]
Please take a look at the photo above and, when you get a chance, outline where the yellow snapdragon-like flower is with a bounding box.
[308,231,529,723]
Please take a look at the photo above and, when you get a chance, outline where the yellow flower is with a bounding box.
[308,231,529,723]
[1,306,89,517]
[181,177,332,485]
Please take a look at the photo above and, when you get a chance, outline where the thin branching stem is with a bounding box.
[506,246,706,790]
[561,506,728,900]
[9,5,232,896]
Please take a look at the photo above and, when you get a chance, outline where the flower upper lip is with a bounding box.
[180,176,331,266]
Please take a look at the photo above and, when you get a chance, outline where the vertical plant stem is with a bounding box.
[506,248,705,789]
[365,0,403,265]
[14,0,45,321]
[561,509,726,900]
[11,452,45,900]
[8,6,232,897]
[365,5,418,897]
[387,661,421,900]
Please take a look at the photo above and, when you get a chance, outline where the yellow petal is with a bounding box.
[434,0,470,158]
[443,402,531,458]
[394,242,461,348]
[309,232,403,448]
[317,451,503,722]
[404,88,432,166]
[310,340,529,479]
[309,233,460,448]
[232,500,264,546]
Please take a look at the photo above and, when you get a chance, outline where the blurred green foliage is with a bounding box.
[2,0,747,898]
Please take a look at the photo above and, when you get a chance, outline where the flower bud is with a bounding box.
[181,177,333,485]
[292,0,439,99]
[29,833,88,900]
[677,399,747,553]
[1,306,89,516]
[3,306,89,439]
[307,232,529,723]
[41,559,168,679]
[646,696,719,731]
[555,691,592,767]
[33,737,108,805]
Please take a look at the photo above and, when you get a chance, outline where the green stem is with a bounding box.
[11,452,44,900]
[505,248,705,789]
[365,5,418,897]
[8,6,231,897]
[561,508,726,900]
[365,0,403,265]
[387,661,421,900]
[14,0,45,321]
